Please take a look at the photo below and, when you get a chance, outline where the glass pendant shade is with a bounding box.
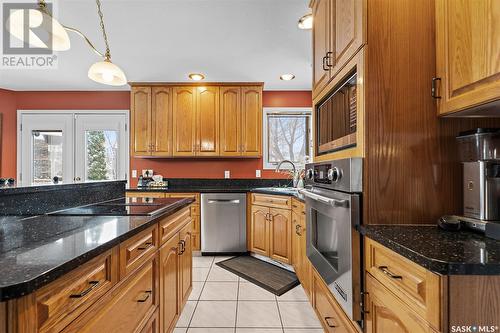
[6,9,71,51]
[298,14,313,30]
[88,59,127,86]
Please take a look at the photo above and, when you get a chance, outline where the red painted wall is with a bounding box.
[0,89,18,178]
[0,89,312,179]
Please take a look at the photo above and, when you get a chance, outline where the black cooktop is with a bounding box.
[49,197,182,216]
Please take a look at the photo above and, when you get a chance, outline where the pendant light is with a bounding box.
[6,0,70,51]
[87,0,127,86]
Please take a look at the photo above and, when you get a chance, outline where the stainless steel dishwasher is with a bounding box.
[201,193,247,255]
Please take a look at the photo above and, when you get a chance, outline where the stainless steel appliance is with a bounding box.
[456,129,500,235]
[302,158,362,322]
[201,193,246,255]
[315,72,358,155]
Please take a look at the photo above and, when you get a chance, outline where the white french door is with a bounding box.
[18,111,129,186]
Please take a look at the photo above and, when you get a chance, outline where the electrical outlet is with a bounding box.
[132,170,137,178]
[256,170,261,178]
[142,169,154,177]
[224,170,230,179]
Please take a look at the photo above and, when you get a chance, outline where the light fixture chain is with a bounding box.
[95,0,111,60]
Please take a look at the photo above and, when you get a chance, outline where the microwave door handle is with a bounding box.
[299,190,349,208]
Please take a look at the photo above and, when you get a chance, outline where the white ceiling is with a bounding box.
[0,0,312,91]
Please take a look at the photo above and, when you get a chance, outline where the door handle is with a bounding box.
[378,266,403,279]
[69,280,100,298]
[298,189,349,208]
[207,199,240,204]
[324,317,337,327]
[322,56,329,71]
[137,241,153,251]
[326,51,334,68]
[431,77,442,99]
[136,290,152,303]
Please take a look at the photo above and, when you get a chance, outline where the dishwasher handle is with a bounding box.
[207,199,241,204]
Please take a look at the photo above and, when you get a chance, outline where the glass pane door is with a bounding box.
[20,114,74,185]
[75,114,127,182]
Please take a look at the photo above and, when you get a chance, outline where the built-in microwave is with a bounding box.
[316,71,358,155]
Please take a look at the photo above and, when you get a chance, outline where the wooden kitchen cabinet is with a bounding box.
[219,86,241,156]
[159,234,180,333]
[364,274,437,333]
[131,83,262,158]
[196,86,220,156]
[268,207,292,264]
[178,222,193,307]
[435,0,500,115]
[291,200,311,297]
[250,205,269,256]
[241,86,262,156]
[311,0,365,98]
[131,86,152,156]
[172,87,197,156]
[131,87,173,157]
[249,194,292,264]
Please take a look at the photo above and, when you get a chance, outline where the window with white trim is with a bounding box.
[263,107,312,170]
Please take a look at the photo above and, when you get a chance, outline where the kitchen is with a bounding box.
[0,0,499,332]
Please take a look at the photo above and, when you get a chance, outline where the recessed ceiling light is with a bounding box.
[188,73,205,81]
[280,74,295,81]
[298,13,313,30]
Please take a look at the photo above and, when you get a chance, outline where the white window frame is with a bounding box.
[16,110,129,185]
[262,107,312,170]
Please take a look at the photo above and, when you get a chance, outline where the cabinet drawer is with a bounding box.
[126,192,165,198]
[365,273,438,333]
[63,257,158,333]
[251,193,291,209]
[312,271,355,333]
[365,238,442,329]
[120,226,158,278]
[36,248,118,333]
[167,193,200,204]
[159,207,192,245]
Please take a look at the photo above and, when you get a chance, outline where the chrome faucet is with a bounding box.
[275,160,299,187]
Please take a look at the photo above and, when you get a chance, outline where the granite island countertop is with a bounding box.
[0,197,193,301]
[358,224,500,275]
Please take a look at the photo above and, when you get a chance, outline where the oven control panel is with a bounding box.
[305,158,362,193]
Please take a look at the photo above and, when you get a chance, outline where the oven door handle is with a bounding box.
[299,189,349,208]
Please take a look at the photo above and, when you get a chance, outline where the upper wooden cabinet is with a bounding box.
[435,0,500,115]
[131,83,262,158]
[311,0,365,98]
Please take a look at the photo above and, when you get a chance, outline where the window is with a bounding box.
[263,108,312,169]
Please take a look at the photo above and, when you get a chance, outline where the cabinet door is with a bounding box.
[131,87,152,156]
[160,235,180,333]
[250,205,269,256]
[298,209,311,295]
[220,86,242,156]
[241,86,262,157]
[179,222,193,307]
[291,211,301,272]
[436,0,500,115]
[196,86,220,156]
[173,87,197,156]
[139,310,160,333]
[312,0,332,97]
[365,274,435,333]
[151,87,172,157]
[269,207,292,264]
[333,0,364,74]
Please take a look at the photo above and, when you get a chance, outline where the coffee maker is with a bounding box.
[456,128,500,239]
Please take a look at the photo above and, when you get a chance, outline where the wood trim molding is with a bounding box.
[129,82,264,87]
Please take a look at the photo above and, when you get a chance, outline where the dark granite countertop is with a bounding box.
[0,180,126,196]
[358,225,500,275]
[0,197,193,301]
[127,185,305,201]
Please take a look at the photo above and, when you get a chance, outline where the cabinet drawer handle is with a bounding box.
[431,77,442,99]
[326,51,334,67]
[137,290,152,303]
[137,241,153,250]
[69,280,100,298]
[322,56,329,71]
[324,317,337,327]
[378,266,403,279]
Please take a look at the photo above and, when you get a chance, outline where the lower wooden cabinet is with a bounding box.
[178,222,193,307]
[159,234,181,333]
[249,196,292,264]
[291,202,311,297]
[62,256,158,333]
[364,274,437,333]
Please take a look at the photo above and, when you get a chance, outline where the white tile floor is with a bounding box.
[178,256,324,332]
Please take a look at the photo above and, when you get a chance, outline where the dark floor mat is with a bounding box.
[216,255,299,296]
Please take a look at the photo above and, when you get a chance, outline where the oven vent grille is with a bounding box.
[334,282,348,302]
